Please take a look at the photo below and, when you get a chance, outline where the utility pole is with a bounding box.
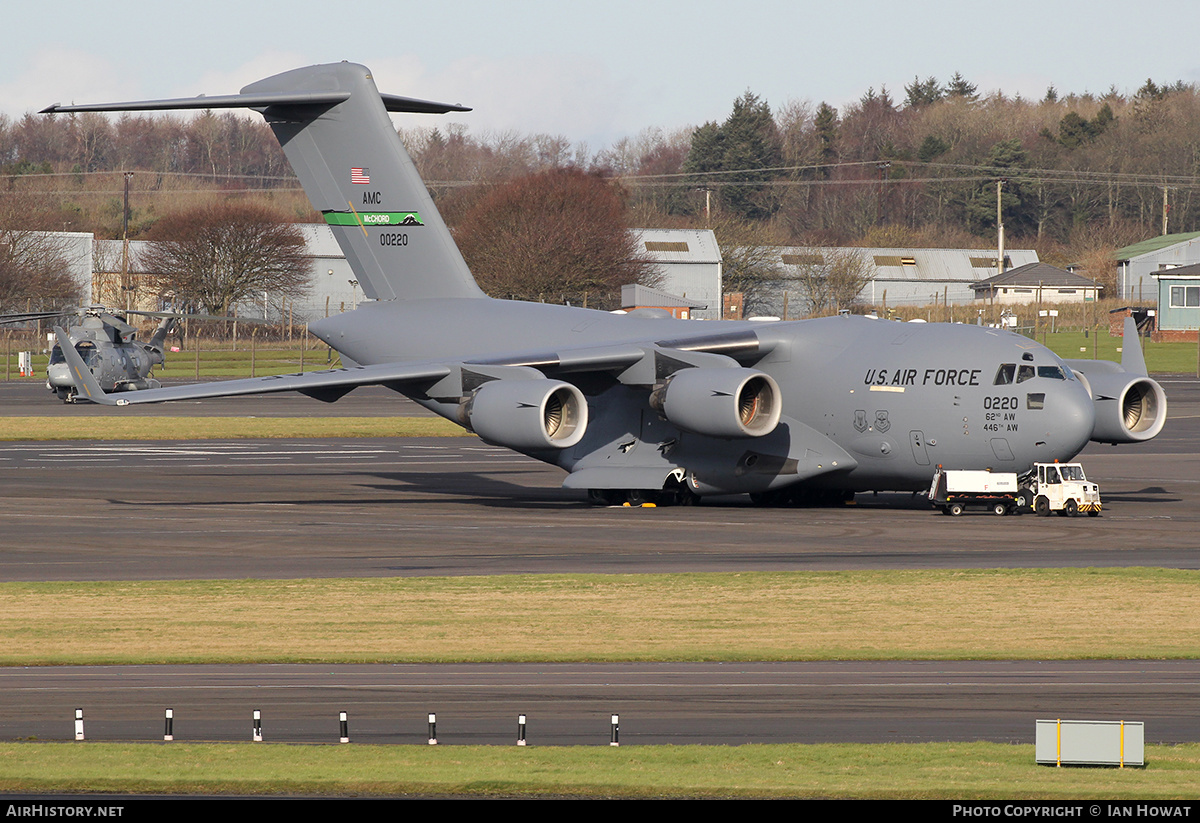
[996,180,1006,276]
[877,161,891,224]
[121,172,133,311]
[1162,187,1171,236]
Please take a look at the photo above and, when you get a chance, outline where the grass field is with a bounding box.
[0,569,1196,665]
[1,741,1195,799]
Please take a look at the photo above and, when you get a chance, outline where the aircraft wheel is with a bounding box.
[625,489,660,506]
[992,503,1008,516]
[750,489,791,507]
[1018,489,1034,510]
[587,489,621,506]
[1034,496,1051,517]
[671,488,700,506]
[948,503,965,517]
[1064,499,1078,517]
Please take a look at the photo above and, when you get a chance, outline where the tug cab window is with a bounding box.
[1060,465,1085,481]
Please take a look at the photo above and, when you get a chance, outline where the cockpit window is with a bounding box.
[74,342,100,369]
[1016,365,1036,383]
[993,364,1015,385]
[1037,366,1065,380]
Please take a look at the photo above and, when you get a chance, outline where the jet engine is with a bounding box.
[1082,371,1167,444]
[648,367,781,439]
[459,379,588,451]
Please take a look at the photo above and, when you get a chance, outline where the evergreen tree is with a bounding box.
[946,72,978,100]
[813,102,839,169]
[1057,112,1093,149]
[917,135,950,163]
[681,91,781,220]
[904,76,944,109]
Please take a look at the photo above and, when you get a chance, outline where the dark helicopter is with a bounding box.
[48,308,178,402]
[1,306,242,402]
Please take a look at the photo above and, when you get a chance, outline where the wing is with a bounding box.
[55,323,776,407]
[54,326,451,406]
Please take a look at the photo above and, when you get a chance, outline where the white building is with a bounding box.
[970,262,1103,305]
[768,246,1040,308]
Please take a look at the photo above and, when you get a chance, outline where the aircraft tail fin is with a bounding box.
[44,62,485,303]
[146,317,175,356]
[1121,316,1148,376]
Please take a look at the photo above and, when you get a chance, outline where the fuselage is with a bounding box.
[311,299,1095,493]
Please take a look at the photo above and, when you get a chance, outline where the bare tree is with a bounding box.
[785,248,871,315]
[140,202,310,317]
[450,168,656,299]
[0,196,82,310]
[708,214,789,317]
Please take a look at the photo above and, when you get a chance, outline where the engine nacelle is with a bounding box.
[1085,371,1167,443]
[648,367,781,439]
[460,378,588,451]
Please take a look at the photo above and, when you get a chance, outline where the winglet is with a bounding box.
[1121,316,1148,376]
[54,326,118,405]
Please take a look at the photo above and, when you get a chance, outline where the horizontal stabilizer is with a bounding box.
[41,91,469,115]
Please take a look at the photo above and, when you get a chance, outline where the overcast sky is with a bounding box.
[5,0,1200,149]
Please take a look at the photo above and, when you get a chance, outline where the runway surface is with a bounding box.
[1,377,1197,746]
[3,661,1197,746]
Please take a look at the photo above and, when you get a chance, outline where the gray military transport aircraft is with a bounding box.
[43,61,1167,505]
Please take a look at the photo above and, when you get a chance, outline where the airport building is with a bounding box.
[1114,231,1200,303]
[1151,262,1200,341]
[969,262,1103,305]
[766,246,1040,309]
[632,228,723,320]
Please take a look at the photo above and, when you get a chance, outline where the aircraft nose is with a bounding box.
[1052,377,1096,456]
[46,363,72,388]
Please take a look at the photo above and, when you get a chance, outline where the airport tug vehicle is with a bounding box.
[929,462,1101,517]
[1019,461,1102,517]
